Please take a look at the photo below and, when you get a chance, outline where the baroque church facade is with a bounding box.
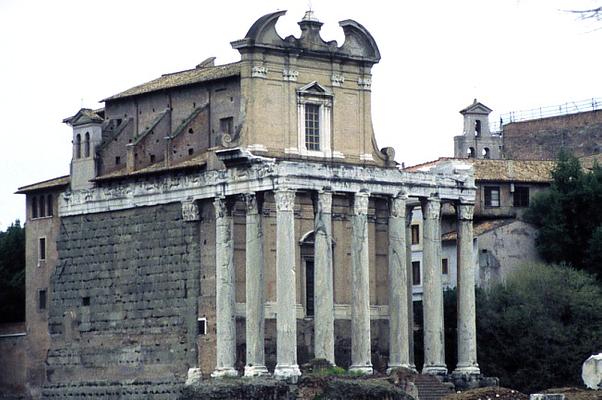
[16,11,480,398]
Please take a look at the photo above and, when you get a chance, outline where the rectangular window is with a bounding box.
[513,186,530,207]
[38,238,46,261]
[220,117,233,135]
[412,261,421,285]
[32,196,38,219]
[304,103,320,151]
[197,318,207,335]
[411,224,420,245]
[442,258,449,275]
[115,156,121,165]
[38,289,47,310]
[47,194,53,217]
[484,186,500,207]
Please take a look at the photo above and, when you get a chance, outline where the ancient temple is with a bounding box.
[17,11,479,398]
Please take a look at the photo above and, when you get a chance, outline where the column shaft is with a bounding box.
[244,193,268,376]
[406,206,416,371]
[314,191,335,364]
[388,195,410,372]
[350,192,373,374]
[454,204,480,376]
[212,196,237,377]
[274,188,301,379]
[421,196,447,375]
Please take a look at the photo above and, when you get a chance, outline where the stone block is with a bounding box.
[582,353,602,390]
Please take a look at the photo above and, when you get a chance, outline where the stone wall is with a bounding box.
[503,110,602,160]
[0,323,27,398]
[44,203,200,398]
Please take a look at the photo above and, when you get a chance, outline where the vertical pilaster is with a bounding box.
[387,194,411,372]
[212,196,237,377]
[244,193,269,376]
[406,205,416,371]
[314,190,335,364]
[350,191,373,374]
[274,188,301,380]
[454,203,480,376]
[421,196,447,375]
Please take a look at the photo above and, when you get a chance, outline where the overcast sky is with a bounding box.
[1,0,601,229]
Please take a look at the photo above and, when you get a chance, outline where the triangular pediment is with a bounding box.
[297,81,333,96]
[460,100,492,116]
[63,108,104,126]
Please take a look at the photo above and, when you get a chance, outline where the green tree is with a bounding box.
[475,263,602,393]
[0,220,26,323]
[525,152,602,277]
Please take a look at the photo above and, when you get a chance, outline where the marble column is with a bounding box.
[243,193,268,376]
[212,196,238,377]
[421,196,447,375]
[314,190,335,364]
[350,191,373,374]
[274,188,301,380]
[454,203,480,376]
[405,205,417,371]
[387,194,411,372]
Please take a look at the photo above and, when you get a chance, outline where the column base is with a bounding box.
[349,364,374,375]
[422,364,448,376]
[386,363,414,374]
[185,368,203,386]
[244,364,270,377]
[452,365,481,376]
[274,364,301,382]
[211,366,238,378]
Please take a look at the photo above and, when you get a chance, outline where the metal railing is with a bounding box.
[489,97,602,133]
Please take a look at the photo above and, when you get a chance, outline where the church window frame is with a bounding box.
[297,82,333,157]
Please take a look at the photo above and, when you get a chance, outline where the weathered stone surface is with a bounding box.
[582,353,602,390]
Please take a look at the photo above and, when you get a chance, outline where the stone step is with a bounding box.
[414,374,455,400]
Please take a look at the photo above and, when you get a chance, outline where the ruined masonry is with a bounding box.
[17,10,480,399]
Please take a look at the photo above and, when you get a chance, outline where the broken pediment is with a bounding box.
[231,10,380,64]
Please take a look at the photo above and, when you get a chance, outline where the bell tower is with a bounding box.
[454,99,503,159]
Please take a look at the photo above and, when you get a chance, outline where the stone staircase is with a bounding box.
[414,374,455,400]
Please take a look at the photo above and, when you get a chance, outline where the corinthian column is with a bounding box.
[406,205,417,371]
[243,193,268,376]
[349,191,373,374]
[212,196,237,377]
[314,190,335,365]
[421,196,447,376]
[274,188,301,380]
[388,194,411,372]
[453,203,480,376]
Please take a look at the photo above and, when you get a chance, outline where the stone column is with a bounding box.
[212,196,238,377]
[243,193,268,376]
[406,205,417,371]
[454,203,480,376]
[314,190,335,364]
[350,191,373,374]
[388,194,411,372]
[421,196,447,375]
[274,188,301,380]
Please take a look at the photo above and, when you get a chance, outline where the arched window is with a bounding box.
[299,231,315,317]
[474,120,481,136]
[84,132,90,158]
[467,147,476,158]
[482,147,491,159]
[75,134,81,159]
[32,196,38,218]
[39,194,45,217]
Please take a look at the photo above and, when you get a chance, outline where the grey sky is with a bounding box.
[1,0,601,229]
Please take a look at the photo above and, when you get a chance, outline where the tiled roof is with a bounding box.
[405,157,554,183]
[94,155,207,182]
[16,175,70,194]
[103,62,241,101]
[579,153,602,170]
[442,218,515,241]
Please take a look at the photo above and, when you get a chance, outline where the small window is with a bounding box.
[411,224,420,245]
[513,186,530,207]
[188,148,194,156]
[46,195,53,217]
[197,318,207,335]
[32,196,38,219]
[82,296,90,306]
[84,132,90,158]
[149,154,156,163]
[484,186,500,207]
[442,258,449,275]
[220,117,233,135]
[39,195,45,217]
[188,128,194,134]
[412,261,421,286]
[304,103,321,151]
[115,156,121,165]
[75,134,81,159]
[38,290,47,310]
[38,238,46,261]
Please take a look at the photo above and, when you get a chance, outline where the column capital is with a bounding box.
[317,190,333,214]
[353,191,370,216]
[182,199,200,221]
[274,188,295,212]
[457,203,474,221]
[243,193,260,214]
[390,195,407,218]
[421,196,441,220]
[213,196,232,218]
